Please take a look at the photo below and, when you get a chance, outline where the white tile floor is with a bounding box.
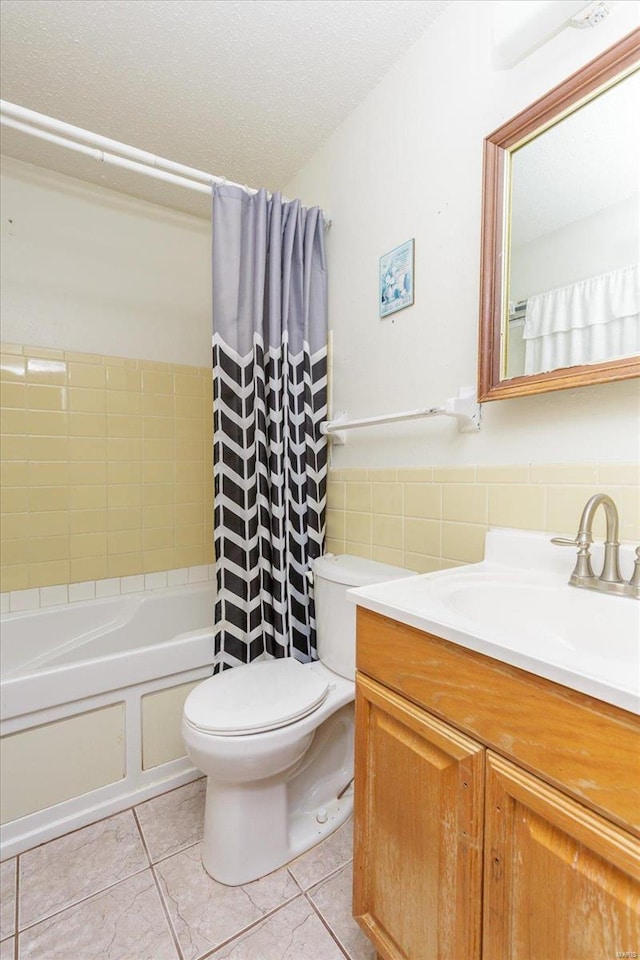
[0,779,375,960]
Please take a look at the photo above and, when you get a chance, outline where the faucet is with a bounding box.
[552,493,640,599]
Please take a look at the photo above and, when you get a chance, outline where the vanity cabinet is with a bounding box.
[353,608,640,960]
[354,673,484,960]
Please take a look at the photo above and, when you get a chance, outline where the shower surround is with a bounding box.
[0,341,214,593]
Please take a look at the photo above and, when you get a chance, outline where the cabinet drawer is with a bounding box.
[356,607,640,833]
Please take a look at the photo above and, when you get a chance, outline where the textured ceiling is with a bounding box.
[0,0,449,218]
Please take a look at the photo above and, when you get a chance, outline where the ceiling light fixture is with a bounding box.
[570,1,614,28]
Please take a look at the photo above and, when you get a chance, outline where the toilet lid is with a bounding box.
[184,658,330,736]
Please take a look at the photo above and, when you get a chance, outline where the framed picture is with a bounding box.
[379,239,414,318]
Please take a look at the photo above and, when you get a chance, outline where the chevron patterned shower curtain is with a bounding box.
[211,184,328,672]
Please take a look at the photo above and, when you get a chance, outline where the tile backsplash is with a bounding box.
[325,464,639,573]
[1,563,214,615]
[0,343,213,592]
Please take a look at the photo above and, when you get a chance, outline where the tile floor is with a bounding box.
[0,778,375,960]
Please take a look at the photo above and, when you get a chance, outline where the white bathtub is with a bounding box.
[0,581,215,858]
[1,582,215,721]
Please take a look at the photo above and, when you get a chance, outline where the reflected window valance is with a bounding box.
[523,264,640,375]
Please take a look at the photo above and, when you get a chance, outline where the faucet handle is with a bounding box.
[629,547,640,590]
[550,533,594,581]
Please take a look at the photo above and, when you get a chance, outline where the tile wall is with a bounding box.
[1,562,214,615]
[2,343,637,595]
[0,343,214,592]
[325,464,640,573]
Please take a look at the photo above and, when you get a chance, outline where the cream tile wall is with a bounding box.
[0,343,214,592]
[326,465,640,573]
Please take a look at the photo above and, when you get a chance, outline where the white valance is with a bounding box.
[523,264,640,375]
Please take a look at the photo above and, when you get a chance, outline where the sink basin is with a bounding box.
[395,569,636,660]
[349,529,640,714]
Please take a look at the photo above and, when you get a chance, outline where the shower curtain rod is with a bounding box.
[0,100,331,224]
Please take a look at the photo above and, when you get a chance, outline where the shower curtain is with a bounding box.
[211,184,328,672]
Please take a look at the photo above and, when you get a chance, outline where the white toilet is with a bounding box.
[181,554,410,886]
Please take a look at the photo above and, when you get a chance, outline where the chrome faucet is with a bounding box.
[552,494,640,599]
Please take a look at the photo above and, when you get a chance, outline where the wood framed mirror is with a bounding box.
[478,28,640,402]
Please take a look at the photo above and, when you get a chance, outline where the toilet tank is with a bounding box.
[312,555,411,681]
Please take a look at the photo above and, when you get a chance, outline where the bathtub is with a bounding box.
[0,581,216,858]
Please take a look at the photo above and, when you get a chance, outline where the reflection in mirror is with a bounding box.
[478,29,640,402]
[505,70,640,381]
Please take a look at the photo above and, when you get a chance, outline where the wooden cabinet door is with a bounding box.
[484,751,640,960]
[353,673,485,960]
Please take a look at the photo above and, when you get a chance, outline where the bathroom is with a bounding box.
[0,0,638,958]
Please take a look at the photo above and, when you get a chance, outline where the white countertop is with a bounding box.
[348,528,640,715]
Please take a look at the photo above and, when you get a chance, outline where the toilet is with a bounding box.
[181,554,410,886]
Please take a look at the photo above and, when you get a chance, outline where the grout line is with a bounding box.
[149,863,185,960]
[131,807,153,869]
[15,864,152,937]
[286,865,305,894]
[12,781,208,934]
[287,816,354,894]
[193,892,305,960]
[145,838,203,869]
[14,802,143,860]
[8,781,359,957]
[135,774,206,812]
[319,850,355,892]
[12,774,205,862]
[14,854,20,960]
[304,889,351,960]
[3,564,215,614]
[131,777,206,866]
[292,855,354,894]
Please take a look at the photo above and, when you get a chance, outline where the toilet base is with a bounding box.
[200,702,354,886]
[288,788,353,862]
[201,779,353,886]
[201,776,289,885]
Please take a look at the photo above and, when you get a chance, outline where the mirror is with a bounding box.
[478,29,640,401]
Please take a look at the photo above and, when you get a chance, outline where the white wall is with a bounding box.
[0,156,211,366]
[285,0,640,467]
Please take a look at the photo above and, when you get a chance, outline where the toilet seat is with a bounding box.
[184,658,330,736]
